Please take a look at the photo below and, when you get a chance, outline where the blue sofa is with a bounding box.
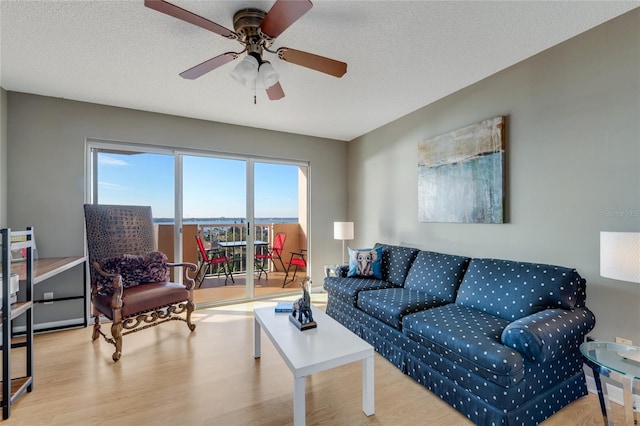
[323,243,596,425]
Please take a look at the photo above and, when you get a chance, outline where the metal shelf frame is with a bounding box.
[1,227,35,420]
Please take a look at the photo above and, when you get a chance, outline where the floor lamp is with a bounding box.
[334,222,354,265]
[600,231,640,283]
[599,231,640,360]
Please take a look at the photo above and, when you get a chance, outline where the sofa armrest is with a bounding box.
[501,307,596,363]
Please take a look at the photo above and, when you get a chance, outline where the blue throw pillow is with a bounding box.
[348,247,383,279]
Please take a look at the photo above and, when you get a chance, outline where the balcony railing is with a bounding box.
[198,222,272,246]
[197,222,272,273]
[156,221,306,276]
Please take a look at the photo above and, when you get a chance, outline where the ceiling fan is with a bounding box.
[144,0,348,101]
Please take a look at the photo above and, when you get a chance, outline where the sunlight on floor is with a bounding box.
[194,292,328,323]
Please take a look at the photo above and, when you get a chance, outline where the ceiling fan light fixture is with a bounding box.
[147,1,346,101]
[230,54,259,86]
[258,62,279,89]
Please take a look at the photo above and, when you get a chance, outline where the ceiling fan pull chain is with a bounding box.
[253,80,257,105]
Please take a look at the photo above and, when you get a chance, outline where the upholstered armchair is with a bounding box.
[83,204,197,362]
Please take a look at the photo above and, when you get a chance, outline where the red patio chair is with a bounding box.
[195,236,234,287]
[255,232,287,280]
[283,249,307,287]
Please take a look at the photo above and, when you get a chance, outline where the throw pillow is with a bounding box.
[347,247,383,279]
[95,251,170,294]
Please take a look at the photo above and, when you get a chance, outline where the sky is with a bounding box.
[97,152,299,219]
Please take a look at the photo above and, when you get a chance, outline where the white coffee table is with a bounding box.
[253,304,375,426]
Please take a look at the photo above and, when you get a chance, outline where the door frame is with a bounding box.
[85,138,310,303]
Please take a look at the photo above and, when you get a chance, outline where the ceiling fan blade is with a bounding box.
[144,0,237,40]
[266,82,285,100]
[179,52,238,80]
[277,48,347,78]
[259,0,313,39]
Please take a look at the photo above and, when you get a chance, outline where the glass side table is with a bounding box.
[580,341,640,426]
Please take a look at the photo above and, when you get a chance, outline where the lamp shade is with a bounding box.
[258,62,279,89]
[230,55,259,86]
[334,222,354,240]
[600,231,640,283]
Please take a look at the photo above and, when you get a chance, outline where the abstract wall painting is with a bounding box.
[418,116,505,223]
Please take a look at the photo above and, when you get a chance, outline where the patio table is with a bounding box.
[219,240,268,272]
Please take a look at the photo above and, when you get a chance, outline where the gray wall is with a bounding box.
[6,94,348,324]
[348,9,640,343]
[1,87,6,227]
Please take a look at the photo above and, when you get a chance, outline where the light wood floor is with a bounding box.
[2,294,627,425]
[194,272,299,305]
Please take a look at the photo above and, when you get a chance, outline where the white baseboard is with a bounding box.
[11,318,85,334]
[584,369,639,412]
[36,318,85,332]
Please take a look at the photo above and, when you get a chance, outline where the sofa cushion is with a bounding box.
[323,276,398,306]
[403,304,524,387]
[403,250,471,303]
[347,246,383,279]
[455,258,583,321]
[357,288,448,330]
[374,243,420,286]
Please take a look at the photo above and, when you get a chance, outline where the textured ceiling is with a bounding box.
[1,1,638,141]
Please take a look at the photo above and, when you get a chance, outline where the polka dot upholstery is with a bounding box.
[403,304,523,387]
[404,333,587,411]
[456,258,584,321]
[326,296,409,371]
[356,288,446,329]
[323,276,398,305]
[404,250,471,302]
[501,307,596,363]
[404,348,589,425]
[323,247,596,425]
[326,296,589,419]
[574,276,588,308]
[374,243,420,286]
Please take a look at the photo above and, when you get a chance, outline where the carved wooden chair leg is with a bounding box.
[92,316,101,341]
[111,321,123,362]
[186,301,196,331]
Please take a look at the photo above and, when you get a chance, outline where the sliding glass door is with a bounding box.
[88,142,308,306]
[253,161,308,297]
[89,147,183,283]
[90,148,175,221]
[182,154,247,304]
